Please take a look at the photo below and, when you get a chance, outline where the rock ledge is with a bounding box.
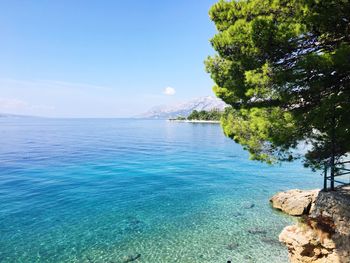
[272,187,350,263]
[270,189,319,216]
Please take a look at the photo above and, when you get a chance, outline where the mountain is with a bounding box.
[140,96,228,119]
[0,113,40,118]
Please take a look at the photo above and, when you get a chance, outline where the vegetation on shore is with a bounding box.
[169,109,223,121]
[206,0,350,170]
[188,109,222,121]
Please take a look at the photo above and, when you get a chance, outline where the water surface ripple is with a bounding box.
[0,119,320,262]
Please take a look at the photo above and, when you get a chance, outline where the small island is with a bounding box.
[168,109,222,123]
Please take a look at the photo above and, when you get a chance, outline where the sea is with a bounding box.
[0,118,322,263]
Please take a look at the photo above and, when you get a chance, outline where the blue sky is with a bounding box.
[0,0,217,117]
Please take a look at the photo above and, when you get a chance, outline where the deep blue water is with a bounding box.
[0,119,322,262]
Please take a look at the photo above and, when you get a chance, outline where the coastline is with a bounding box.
[167,119,220,124]
[270,187,350,262]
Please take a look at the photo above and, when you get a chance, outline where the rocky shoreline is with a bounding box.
[270,187,350,263]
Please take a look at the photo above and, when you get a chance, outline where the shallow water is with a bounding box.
[0,119,321,262]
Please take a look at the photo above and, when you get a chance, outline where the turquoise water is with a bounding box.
[0,119,321,263]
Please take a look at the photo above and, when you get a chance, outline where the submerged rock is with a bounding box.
[225,242,239,250]
[231,212,243,217]
[270,189,319,216]
[120,217,146,234]
[242,202,255,209]
[261,237,282,247]
[122,253,141,262]
[247,228,267,235]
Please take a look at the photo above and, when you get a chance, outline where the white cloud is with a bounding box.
[163,86,176,96]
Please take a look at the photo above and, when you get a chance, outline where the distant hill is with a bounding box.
[0,113,39,118]
[140,96,228,119]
